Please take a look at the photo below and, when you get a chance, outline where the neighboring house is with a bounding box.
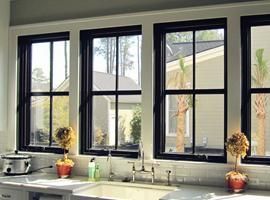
[31,71,141,147]
[93,71,141,147]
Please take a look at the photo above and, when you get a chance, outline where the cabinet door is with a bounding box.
[0,187,26,200]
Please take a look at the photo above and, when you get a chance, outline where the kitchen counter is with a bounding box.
[161,184,270,200]
[0,173,270,199]
[0,173,92,194]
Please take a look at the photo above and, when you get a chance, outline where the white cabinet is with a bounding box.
[0,187,27,200]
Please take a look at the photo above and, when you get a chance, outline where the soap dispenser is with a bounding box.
[94,163,100,181]
[88,158,96,181]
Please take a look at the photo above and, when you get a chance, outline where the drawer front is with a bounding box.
[0,188,23,200]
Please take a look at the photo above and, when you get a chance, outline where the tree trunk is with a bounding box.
[176,110,186,152]
[176,95,189,152]
[255,93,266,156]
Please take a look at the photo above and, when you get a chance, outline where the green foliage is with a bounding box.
[130,105,141,144]
[252,48,269,87]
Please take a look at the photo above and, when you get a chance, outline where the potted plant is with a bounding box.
[226,131,249,192]
[54,127,75,178]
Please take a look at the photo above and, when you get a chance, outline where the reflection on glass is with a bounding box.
[251,94,270,156]
[251,26,270,88]
[195,29,224,89]
[31,43,50,92]
[118,95,141,150]
[165,95,193,153]
[93,37,116,91]
[30,96,50,146]
[166,32,193,90]
[195,95,224,155]
[92,95,115,149]
[52,96,69,145]
[118,35,142,90]
[53,41,70,91]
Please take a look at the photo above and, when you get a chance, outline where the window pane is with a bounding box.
[53,41,70,91]
[30,96,50,146]
[195,29,224,89]
[165,95,193,153]
[93,37,116,91]
[166,32,193,90]
[251,93,270,156]
[118,95,141,151]
[118,35,141,90]
[52,96,69,145]
[195,95,224,155]
[92,95,115,149]
[31,43,50,92]
[251,26,270,88]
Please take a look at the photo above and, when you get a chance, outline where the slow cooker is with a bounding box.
[1,150,32,175]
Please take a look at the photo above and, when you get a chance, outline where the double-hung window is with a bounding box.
[242,14,270,164]
[18,32,70,153]
[154,19,227,162]
[80,26,142,157]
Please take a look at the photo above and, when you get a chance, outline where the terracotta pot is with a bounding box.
[56,164,73,178]
[227,175,247,193]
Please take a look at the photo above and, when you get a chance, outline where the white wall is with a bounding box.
[0,0,10,153]
[7,0,270,189]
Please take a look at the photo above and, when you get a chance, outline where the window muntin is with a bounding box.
[242,15,270,164]
[81,26,142,157]
[154,19,227,162]
[18,32,70,153]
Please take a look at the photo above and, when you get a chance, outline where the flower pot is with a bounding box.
[227,175,247,193]
[56,164,73,178]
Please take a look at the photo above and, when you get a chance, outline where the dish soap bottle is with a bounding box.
[88,158,96,181]
[94,163,100,181]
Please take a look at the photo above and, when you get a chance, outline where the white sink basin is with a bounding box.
[73,181,178,200]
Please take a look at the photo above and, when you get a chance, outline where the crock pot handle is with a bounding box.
[25,161,31,173]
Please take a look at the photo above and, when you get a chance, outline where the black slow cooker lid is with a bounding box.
[1,150,31,159]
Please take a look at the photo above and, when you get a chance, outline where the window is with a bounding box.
[154,19,227,162]
[242,14,270,164]
[18,32,70,153]
[80,26,142,157]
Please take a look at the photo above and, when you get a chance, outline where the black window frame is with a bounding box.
[80,25,142,158]
[154,18,227,163]
[241,14,270,165]
[18,32,70,153]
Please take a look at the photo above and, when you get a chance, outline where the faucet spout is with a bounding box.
[138,140,145,171]
[107,149,114,181]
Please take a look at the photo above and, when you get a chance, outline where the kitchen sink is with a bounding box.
[72,181,178,200]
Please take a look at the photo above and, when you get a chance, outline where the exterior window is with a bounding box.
[18,32,70,153]
[242,15,270,164]
[154,19,227,162]
[80,26,142,157]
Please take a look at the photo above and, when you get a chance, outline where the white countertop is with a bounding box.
[0,173,270,199]
[0,173,92,194]
[161,184,270,200]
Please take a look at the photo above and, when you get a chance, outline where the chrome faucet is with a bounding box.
[107,149,114,181]
[128,140,159,184]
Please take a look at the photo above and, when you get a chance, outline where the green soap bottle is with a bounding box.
[94,164,100,181]
[88,158,96,181]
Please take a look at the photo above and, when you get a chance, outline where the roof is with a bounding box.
[93,71,141,103]
[166,40,224,62]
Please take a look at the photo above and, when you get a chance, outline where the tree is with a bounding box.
[166,30,223,43]
[130,106,141,144]
[252,48,268,156]
[167,57,192,152]
[94,36,141,81]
